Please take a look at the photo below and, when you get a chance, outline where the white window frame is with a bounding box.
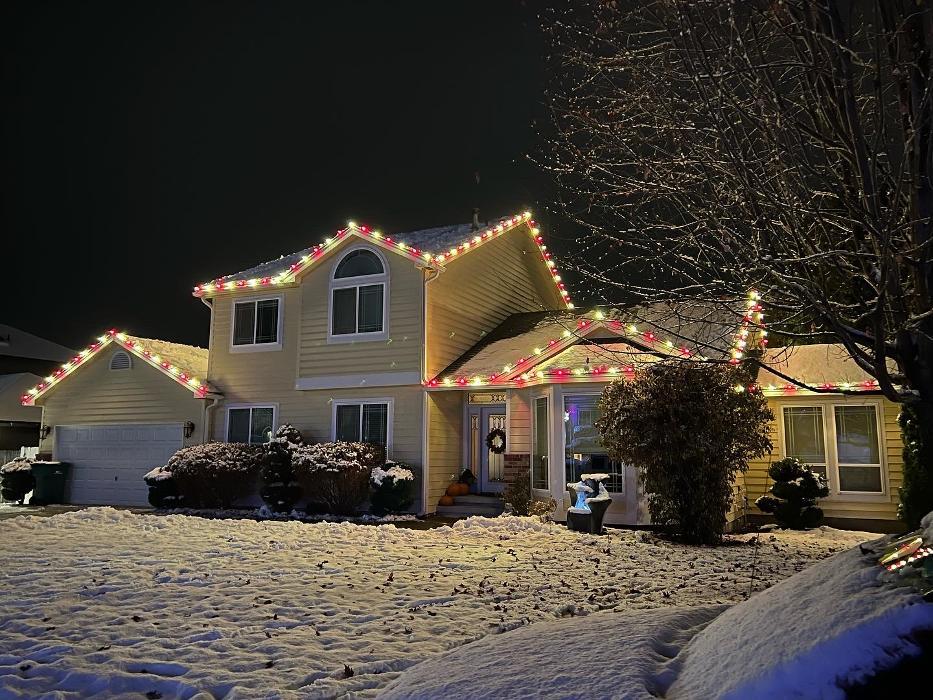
[224,403,278,444]
[109,350,132,371]
[229,294,284,353]
[531,394,550,491]
[560,390,625,495]
[327,245,390,343]
[778,398,887,499]
[331,397,394,454]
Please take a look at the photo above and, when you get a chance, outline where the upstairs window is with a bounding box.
[109,351,132,370]
[330,248,387,339]
[232,297,280,347]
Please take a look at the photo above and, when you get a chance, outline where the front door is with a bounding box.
[478,406,506,493]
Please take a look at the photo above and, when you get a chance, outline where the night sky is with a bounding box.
[3,1,563,350]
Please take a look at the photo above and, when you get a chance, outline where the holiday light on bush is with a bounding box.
[193,211,574,309]
[20,330,213,406]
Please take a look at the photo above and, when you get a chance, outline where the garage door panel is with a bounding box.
[55,424,183,506]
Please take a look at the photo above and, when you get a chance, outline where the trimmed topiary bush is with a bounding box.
[292,442,383,515]
[596,361,774,544]
[259,440,303,513]
[756,457,829,529]
[166,442,265,508]
[0,458,35,503]
[369,461,415,515]
[274,424,305,450]
[143,466,183,509]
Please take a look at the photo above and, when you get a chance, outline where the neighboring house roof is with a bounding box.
[756,344,891,395]
[0,373,42,422]
[20,330,215,406]
[432,296,760,388]
[0,324,74,363]
[192,211,572,308]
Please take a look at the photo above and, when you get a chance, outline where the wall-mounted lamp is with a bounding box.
[39,425,52,440]
[183,421,195,439]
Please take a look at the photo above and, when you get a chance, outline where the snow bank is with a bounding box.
[449,514,563,535]
[382,606,727,699]
[669,541,933,699]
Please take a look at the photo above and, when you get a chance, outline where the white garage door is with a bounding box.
[55,424,184,506]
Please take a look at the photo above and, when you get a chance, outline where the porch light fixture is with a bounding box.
[39,425,51,440]
[184,421,195,439]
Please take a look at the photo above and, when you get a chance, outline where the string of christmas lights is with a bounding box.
[20,330,212,406]
[193,212,572,309]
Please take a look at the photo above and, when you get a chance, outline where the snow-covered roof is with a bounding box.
[207,217,514,286]
[432,300,747,387]
[21,330,215,406]
[0,324,74,362]
[756,344,894,395]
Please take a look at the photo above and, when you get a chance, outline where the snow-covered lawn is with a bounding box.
[0,508,878,698]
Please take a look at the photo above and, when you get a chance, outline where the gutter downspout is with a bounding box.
[421,266,442,516]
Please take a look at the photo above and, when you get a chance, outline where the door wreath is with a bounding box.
[485,428,507,454]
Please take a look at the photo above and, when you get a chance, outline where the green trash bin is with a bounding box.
[30,461,70,505]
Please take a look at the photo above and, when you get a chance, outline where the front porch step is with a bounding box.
[455,495,504,506]
[436,503,505,518]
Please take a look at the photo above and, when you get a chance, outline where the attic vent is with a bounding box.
[109,351,132,371]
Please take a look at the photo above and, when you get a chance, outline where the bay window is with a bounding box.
[532,397,549,490]
[782,402,884,494]
[563,394,624,493]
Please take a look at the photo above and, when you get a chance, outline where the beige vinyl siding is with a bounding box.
[208,385,423,461]
[426,224,567,379]
[508,390,531,454]
[742,395,903,522]
[37,346,203,453]
[425,391,462,507]
[297,240,424,379]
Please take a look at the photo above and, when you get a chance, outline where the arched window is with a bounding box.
[109,350,132,370]
[329,247,388,339]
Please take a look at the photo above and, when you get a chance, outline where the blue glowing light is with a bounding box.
[574,488,591,511]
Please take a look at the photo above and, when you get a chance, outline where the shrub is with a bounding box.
[529,496,558,520]
[292,442,383,515]
[143,466,183,509]
[259,440,303,513]
[370,461,416,515]
[898,405,933,529]
[503,468,532,516]
[166,442,264,508]
[0,458,35,503]
[596,361,774,544]
[755,457,829,528]
[274,424,305,450]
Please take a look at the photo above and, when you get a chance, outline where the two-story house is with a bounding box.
[22,212,908,531]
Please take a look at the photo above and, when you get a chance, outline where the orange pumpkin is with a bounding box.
[445,483,460,497]
[453,483,470,497]
[438,495,454,506]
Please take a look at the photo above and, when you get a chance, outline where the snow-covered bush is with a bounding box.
[0,458,34,503]
[166,442,265,508]
[597,362,774,544]
[292,441,383,515]
[143,466,182,509]
[369,461,415,515]
[259,440,302,513]
[755,457,829,529]
[273,424,304,451]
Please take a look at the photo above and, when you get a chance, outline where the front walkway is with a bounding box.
[0,508,878,698]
